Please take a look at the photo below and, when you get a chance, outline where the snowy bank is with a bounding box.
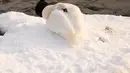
[0,11,130,73]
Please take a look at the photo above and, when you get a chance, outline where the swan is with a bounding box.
[42,3,85,45]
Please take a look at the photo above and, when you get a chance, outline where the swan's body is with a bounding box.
[42,3,85,45]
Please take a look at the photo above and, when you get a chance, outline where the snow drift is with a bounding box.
[0,11,130,73]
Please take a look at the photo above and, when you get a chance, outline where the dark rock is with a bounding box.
[0,28,5,36]
[35,0,57,17]
[0,10,6,14]
[35,0,49,17]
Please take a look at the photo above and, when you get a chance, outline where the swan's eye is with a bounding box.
[62,8,68,12]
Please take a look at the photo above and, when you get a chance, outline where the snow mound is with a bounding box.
[0,11,130,73]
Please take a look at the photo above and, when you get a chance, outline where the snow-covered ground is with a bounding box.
[0,11,130,73]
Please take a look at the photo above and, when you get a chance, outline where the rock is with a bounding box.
[0,10,5,14]
[0,28,5,36]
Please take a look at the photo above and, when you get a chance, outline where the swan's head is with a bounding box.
[55,3,82,14]
[42,3,83,19]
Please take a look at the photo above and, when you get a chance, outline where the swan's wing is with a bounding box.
[46,10,75,40]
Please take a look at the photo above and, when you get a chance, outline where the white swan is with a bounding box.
[42,3,85,45]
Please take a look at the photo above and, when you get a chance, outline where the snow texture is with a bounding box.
[0,11,130,73]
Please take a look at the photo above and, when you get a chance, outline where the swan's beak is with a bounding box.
[64,32,83,44]
[64,33,73,40]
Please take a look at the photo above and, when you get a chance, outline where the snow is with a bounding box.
[0,11,130,73]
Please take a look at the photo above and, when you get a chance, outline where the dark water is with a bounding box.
[0,0,130,16]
